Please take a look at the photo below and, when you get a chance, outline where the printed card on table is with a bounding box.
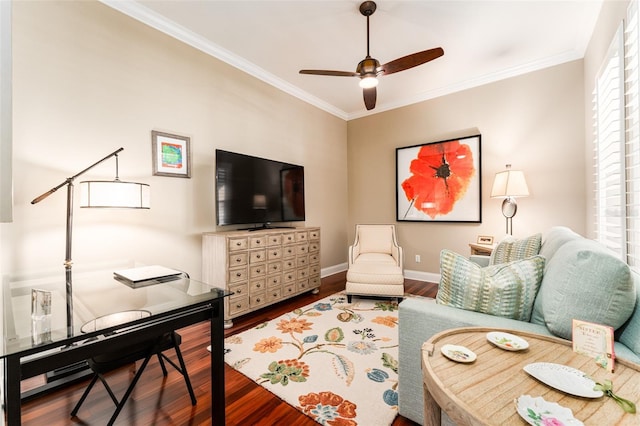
[572,319,615,372]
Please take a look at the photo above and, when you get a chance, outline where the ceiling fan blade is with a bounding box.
[299,70,359,77]
[381,47,444,76]
[363,86,377,110]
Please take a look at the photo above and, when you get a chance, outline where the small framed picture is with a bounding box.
[152,130,191,178]
[477,235,494,245]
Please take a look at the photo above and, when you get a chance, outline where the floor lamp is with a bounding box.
[490,164,529,235]
[31,147,150,337]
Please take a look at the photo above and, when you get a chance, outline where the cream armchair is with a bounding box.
[345,224,405,303]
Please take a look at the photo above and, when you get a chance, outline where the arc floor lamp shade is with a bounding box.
[79,180,150,209]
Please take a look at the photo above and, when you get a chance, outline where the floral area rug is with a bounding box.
[224,292,400,426]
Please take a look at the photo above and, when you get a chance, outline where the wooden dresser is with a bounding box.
[202,227,320,327]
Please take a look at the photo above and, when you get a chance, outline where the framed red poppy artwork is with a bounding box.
[396,134,482,222]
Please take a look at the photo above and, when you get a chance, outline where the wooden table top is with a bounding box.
[421,327,640,425]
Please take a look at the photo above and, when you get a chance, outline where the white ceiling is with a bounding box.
[102,0,604,120]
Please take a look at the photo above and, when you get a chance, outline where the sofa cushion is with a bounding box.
[437,249,545,321]
[358,226,392,254]
[490,233,542,265]
[538,226,582,262]
[535,239,637,340]
[617,272,640,355]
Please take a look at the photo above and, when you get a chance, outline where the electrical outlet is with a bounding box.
[415,254,421,263]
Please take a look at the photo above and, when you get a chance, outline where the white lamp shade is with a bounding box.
[490,169,529,198]
[79,180,150,208]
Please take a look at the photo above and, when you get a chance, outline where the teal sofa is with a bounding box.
[398,227,640,425]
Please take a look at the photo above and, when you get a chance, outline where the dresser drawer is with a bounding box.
[228,297,249,315]
[250,279,266,293]
[228,237,248,251]
[308,242,320,253]
[250,292,267,308]
[282,245,296,258]
[297,280,310,292]
[266,234,282,246]
[283,284,296,297]
[267,288,282,302]
[283,232,296,244]
[309,253,320,264]
[229,283,248,299]
[249,236,267,249]
[267,247,282,260]
[229,252,248,267]
[296,231,308,242]
[283,258,296,270]
[250,264,266,278]
[249,249,266,264]
[228,267,248,283]
[267,274,282,288]
[283,271,296,284]
[309,229,320,240]
[297,255,308,267]
[309,276,320,288]
[297,267,310,280]
[296,244,308,256]
[309,264,320,276]
[267,261,282,275]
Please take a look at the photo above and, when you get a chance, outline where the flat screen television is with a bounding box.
[215,150,305,227]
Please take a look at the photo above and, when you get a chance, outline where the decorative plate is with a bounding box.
[486,331,529,351]
[515,395,584,426]
[523,363,603,398]
[441,344,477,363]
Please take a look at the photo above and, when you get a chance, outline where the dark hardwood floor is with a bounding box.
[20,272,438,425]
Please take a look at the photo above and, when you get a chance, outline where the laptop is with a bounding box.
[113,265,183,285]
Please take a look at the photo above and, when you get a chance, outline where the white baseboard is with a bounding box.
[321,263,439,284]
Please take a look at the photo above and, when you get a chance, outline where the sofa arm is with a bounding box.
[469,254,490,267]
[397,297,553,424]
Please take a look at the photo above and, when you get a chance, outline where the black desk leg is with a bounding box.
[5,355,21,425]
[210,299,225,425]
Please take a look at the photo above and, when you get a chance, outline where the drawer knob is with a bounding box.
[236,258,241,262]
[236,273,242,277]
[256,269,261,273]
[256,298,261,303]
[236,304,242,308]
[257,283,261,288]
[257,254,261,259]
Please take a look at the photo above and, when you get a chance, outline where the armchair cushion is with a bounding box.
[358,226,393,254]
[353,252,398,265]
[489,233,542,265]
[437,249,545,321]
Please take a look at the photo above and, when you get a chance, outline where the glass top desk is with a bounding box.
[1,269,229,425]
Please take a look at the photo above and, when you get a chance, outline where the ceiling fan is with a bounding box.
[299,1,444,111]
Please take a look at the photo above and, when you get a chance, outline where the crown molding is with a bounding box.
[99,0,349,120]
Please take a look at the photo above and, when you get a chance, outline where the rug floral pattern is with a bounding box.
[224,293,400,426]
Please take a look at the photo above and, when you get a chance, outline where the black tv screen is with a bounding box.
[215,150,305,227]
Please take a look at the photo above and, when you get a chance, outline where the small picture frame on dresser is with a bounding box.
[477,235,494,245]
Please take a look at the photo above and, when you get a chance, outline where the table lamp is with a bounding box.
[31,147,150,336]
[490,164,529,235]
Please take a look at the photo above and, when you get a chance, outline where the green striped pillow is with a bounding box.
[489,233,542,265]
[437,249,545,321]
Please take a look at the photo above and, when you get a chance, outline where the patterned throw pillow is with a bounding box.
[437,249,545,321]
[489,233,542,265]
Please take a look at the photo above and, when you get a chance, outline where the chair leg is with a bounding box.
[160,334,197,405]
[106,354,154,426]
[70,374,99,417]
[157,352,169,376]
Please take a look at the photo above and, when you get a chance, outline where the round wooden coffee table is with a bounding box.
[421,327,640,425]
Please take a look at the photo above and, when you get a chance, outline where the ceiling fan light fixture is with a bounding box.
[359,75,379,88]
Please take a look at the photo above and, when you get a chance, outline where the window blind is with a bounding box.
[625,0,640,270]
[593,24,625,259]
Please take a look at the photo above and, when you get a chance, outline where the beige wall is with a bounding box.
[347,60,586,274]
[2,1,348,280]
[2,0,625,282]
